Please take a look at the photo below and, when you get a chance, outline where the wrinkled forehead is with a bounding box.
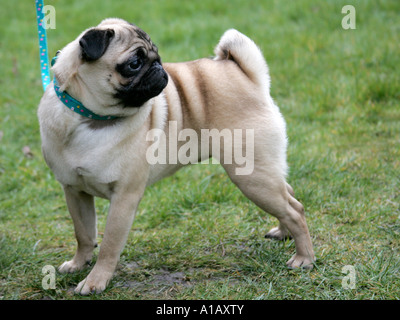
[98,19,158,57]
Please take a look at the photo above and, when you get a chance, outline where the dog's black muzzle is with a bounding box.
[115,60,168,108]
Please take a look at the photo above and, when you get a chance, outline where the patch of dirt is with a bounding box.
[116,264,193,295]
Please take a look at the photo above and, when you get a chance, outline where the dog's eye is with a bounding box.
[128,56,143,71]
[116,52,146,78]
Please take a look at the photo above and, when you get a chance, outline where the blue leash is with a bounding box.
[35,0,50,91]
[35,1,118,120]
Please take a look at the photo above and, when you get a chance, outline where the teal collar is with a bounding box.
[52,56,119,121]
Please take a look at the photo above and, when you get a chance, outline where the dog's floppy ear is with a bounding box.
[79,28,115,61]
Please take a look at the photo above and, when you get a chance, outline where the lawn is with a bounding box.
[0,0,399,300]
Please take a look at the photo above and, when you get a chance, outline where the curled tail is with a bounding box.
[214,29,270,96]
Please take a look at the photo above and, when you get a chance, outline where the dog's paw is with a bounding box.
[58,260,87,273]
[74,269,113,295]
[265,226,291,240]
[286,254,315,270]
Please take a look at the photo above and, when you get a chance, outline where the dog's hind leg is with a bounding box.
[265,222,291,240]
[223,163,315,269]
[286,182,295,196]
[264,183,296,240]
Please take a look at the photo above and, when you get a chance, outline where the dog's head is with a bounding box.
[52,18,168,117]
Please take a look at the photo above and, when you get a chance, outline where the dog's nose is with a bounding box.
[152,60,163,70]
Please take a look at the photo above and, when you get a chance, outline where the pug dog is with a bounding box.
[38,18,315,295]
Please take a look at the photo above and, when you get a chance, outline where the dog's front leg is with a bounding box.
[75,188,144,295]
[59,186,97,273]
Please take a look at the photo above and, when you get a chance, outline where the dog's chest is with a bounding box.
[43,128,125,199]
[56,151,118,199]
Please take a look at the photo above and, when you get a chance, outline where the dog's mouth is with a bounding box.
[114,60,168,108]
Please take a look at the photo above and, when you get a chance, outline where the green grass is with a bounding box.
[1,0,400,300]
